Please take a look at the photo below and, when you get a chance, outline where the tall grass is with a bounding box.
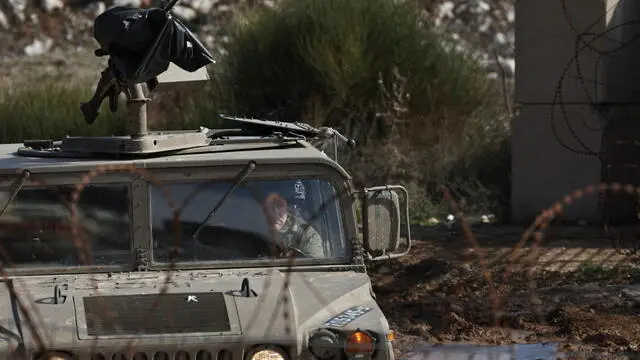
[0,80,128,143]
[0,77,224,143]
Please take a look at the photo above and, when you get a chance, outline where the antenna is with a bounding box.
[67,1,215,156]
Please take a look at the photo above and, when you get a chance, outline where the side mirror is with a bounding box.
[361,185,411,261]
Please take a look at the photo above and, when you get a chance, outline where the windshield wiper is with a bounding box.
[0,170,31,217]
[191,161,257,241]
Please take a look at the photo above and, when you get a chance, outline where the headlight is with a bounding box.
[251,350,284,360]
[37,351,73,360]
[246,346,288,360]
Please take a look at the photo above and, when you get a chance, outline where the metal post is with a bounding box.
[126,83,150,138]
[361,188,369,251]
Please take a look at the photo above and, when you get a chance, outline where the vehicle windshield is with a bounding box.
[150,177,349,263]
[0,183,131,269]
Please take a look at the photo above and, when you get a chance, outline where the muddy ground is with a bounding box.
[370,225,640,359]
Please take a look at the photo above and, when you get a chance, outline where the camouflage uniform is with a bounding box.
[276,213,324,257]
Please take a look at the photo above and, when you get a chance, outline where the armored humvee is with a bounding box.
[0,2,412,360]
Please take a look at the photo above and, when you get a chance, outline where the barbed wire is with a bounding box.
[3,161,640,359]
[381,2,640,356]
[545,0,640,252]
[6,2,640,360]
[551,0,640,157]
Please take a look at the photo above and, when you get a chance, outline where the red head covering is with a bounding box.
[264,192,287,209]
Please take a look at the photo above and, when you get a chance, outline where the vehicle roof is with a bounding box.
[0,139,352,179]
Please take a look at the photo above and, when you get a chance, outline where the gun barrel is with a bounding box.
[163,0,181,12]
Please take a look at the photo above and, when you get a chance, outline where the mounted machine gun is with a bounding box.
[73,0,215,155]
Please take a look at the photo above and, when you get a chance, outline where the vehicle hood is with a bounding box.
[0,268,387,352]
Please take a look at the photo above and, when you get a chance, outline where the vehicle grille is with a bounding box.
[33,348,234,360]
[83,292,231,336]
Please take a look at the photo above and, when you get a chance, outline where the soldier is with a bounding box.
[264,192,325,258]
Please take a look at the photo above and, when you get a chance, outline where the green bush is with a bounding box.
[218,0,491,140]
[215,0,509,220]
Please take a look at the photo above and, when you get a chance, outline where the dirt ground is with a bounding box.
[370,224,640,359]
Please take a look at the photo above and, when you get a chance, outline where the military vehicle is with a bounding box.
[0,1,412,359]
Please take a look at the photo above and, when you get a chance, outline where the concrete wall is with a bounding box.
[511,0,640,223]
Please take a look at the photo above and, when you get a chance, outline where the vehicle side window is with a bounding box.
[318,180,347,256]
[0,184,131,268]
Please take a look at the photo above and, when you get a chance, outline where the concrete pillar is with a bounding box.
[512,0,614,223]
[597,0,640,225]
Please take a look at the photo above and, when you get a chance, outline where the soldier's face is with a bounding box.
[269,202,289,231]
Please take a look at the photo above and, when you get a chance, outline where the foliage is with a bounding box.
[0,0,512,222]
[0,77,225,144]
[214,0,510,220]
[0,80,128,143]
[220,0,490,138]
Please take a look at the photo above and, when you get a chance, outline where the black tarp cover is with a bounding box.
[93,6,215,84]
